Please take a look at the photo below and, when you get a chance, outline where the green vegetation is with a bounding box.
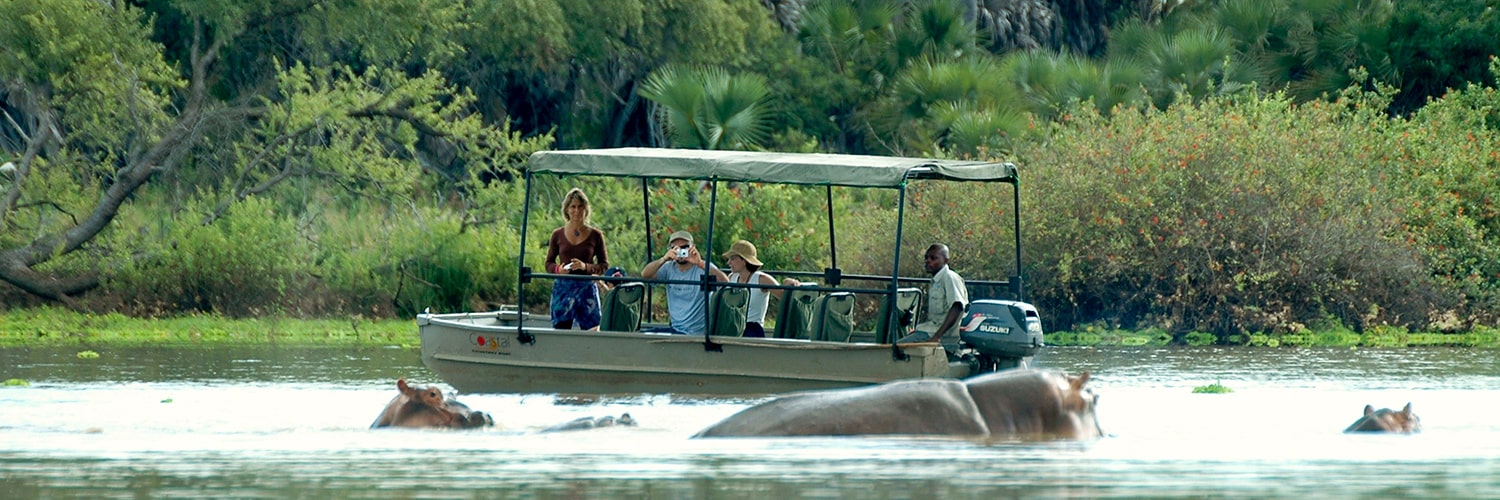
[1047,324,1500,348]
[1192,382,1233,394]
[0,308,415,348]
[1,0,1498,347]
[3,379,28,387]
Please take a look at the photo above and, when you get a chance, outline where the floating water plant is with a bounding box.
[76,350,99,359]
[1192,381,1233,394]
[3,378,29,386]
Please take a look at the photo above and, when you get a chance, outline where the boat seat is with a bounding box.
[810,292,856,342]
[707,287,749,337]
[773,283,820,339]
[874,288,924,344]
[599,282,645,332]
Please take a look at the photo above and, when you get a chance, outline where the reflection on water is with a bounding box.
[2,346,1498,498]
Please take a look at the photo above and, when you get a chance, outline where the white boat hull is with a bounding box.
[418,311,963,395]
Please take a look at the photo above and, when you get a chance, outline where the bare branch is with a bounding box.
[348,106,453,138]
[1,108,32,143]
[13,200,80,226]
[0,113,55,228]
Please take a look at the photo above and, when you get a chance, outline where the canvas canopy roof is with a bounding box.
[528,148,1016,188]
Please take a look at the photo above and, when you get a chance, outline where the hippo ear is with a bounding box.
[397,379,415,396]
[1070,371,1091,391]
[1402,403,1413,416]
[1363,404,1375,416]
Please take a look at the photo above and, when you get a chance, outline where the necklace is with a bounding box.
[572,228,581,237]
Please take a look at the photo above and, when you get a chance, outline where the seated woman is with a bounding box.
[720,240,782,338]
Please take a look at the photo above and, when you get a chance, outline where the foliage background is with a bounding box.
[1,0,1498,345]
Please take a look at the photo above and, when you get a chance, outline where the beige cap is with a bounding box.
[667,230,693,247]
[722,240,762,266]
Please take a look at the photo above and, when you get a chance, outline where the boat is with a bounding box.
[419,148,1043,395]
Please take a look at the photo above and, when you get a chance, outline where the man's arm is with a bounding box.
[708,264,729,282]
[641,253,671,279]
[930,302,964,341]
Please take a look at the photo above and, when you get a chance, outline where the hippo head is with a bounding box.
[402,379,446,408]
[963,369,1103,441]
[1345,403,1419,433]
[1055,371,1103,440]
[371,379,493,430]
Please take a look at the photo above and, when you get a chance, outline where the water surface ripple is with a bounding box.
[2,346,1496,498]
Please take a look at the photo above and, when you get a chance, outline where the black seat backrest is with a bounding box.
[600,283,645,332]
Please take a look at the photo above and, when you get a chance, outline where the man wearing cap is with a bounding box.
[896,243,968,351]
[641,231,725,335]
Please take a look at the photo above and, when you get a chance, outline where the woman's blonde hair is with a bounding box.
[562,187,591,224]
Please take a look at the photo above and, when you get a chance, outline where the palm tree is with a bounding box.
[1001,50,1150,118]
[863,55,1024,155]
[1112,23,1254,108]
[638,65,773,150]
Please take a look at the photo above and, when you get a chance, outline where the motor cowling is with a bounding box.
[958,300,1044,359]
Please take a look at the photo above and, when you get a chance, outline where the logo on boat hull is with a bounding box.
[470,333,512,354]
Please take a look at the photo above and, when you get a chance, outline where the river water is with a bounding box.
[1,345,1497,498]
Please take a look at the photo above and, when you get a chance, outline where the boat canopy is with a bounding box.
[528,148,1016,188]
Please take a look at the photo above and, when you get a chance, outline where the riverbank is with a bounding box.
[4,306,1497,349]
[0,307,415,348]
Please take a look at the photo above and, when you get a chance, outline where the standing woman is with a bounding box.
[721,240,779,338]
[545,188,609,330]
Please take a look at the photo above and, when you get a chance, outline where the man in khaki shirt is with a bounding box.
[897,244,968,350]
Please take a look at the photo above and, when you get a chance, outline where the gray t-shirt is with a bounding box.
[656,262,715,334]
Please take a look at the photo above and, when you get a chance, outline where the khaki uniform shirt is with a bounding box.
[918,264,968,340]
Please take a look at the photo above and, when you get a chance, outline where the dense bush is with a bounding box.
[1011,86,1445,337]
[1389,68,1500,325]
[99,196,313,318]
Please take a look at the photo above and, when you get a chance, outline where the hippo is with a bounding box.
[370,379,493,429]
[1344,403,1420,433]
[541,413,639,433]
[693,369,1101,440]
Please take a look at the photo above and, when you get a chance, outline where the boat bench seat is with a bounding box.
[600,282,645,332]
[810,292,856,342]
[773,283,820,339]
[707,287,749,337]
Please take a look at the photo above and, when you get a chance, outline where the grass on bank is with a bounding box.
[6,306,1499,349]
[0,307,416,348]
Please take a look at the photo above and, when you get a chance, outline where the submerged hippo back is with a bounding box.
[963,369,1102,441]
[694,379,985,437]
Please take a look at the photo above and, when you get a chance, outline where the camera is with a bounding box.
[676,247,690,258]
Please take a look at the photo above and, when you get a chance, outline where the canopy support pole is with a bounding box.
[889,181,909,361]
[703,179,723,352]
[1011,178,1024,301]
[515,171,535,345]
[642,177,655,323]
[826,185,837,270]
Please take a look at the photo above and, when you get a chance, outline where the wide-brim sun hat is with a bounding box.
[723,240,762,266]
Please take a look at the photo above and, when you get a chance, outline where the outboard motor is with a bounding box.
[958,300,1044,373]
